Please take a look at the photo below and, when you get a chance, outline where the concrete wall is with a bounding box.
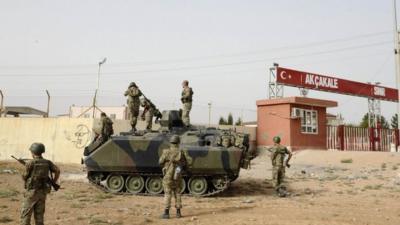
[0,117,256,164]
[0,117,94,164]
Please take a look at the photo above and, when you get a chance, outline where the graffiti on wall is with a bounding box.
[64,124,91,149]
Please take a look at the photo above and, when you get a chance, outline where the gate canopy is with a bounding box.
[276,67,399,102]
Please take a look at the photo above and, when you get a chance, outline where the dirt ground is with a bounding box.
[1,150,400,225]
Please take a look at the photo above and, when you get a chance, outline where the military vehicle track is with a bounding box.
[87,172,230,197]
[83,110,255,197]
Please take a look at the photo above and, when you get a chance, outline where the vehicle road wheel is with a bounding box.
[212,177,227,190]
[179,179,186,194]
[145,176,163,194]
[105,174,124,193]
[125,175,145,194]
[188,177,208,196]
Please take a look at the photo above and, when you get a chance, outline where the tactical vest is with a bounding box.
[272,146,288,167]
[181,88,193,103]
[102,118,114,136]
[127,87,141,105]
[26,159,50,190]
[163,148,184,180]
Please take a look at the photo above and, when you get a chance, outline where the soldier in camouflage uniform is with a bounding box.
[124,82,142,132]
[180,80,193,127]
[159,135,192,219]
[270,136,292,197]
[20,143,60,225]
[140,98,161,131]
[100,112,114,142]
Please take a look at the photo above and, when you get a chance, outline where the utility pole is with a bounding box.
[45,90,50,118]
[93,57,107,118]
[394,1,400,129]
[0,90,3,117]
[77,58,106,119]
[240,108,244,126]
[208,102,212,127]
[393,0,400,151]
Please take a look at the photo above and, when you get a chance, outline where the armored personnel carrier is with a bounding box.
[83,110,255,196]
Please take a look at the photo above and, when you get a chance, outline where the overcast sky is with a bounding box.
[0,0,399,124]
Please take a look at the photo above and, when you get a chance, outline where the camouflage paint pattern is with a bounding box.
[84,131,246,179]
[83,110,255,195]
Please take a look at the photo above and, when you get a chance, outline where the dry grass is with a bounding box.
[0,189,19,198]
[340,158,353,164]
[0,216,13,223]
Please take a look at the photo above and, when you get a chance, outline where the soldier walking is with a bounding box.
[20,143,60,225]
[270,136,292,197]
[124,82,142,132]
[100,112,114,142]
[180,80,193,127]
[159,135,192,219]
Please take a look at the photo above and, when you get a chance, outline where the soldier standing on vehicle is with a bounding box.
[100,112,114,142]
[124,82,142,132]
[140,98,161,132]
[20,143,60,225]
[180,80,193,127]
[159,135,192,219]
[270,136,292,197]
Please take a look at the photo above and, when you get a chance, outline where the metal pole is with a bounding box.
[92,90,97,118]
[240,108,244,125]
[393,0,400,129]
[208,102,212,127]
[93,58,106,118]
[0,90,3,117]
[93,64,101,118]
[45,90,50,118]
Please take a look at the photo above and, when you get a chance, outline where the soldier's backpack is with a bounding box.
[26,159,51,191]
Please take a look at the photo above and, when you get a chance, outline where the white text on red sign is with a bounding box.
[305,74,338,89]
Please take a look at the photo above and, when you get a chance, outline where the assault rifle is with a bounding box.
[11,155,60,191]
[141,93,163,123]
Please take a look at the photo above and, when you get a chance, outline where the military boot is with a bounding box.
[130,127,137,134]
[176,208,182,218]
[161,208,170,219]
[276,186,288,198]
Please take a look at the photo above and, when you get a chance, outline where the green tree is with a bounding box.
[359,113,369,128]
[391,114,398,129]
[379,116,390,129]
[227,113,233,125]
[235,117,243,126]
[360,113,389,129]
[219,116,227,125]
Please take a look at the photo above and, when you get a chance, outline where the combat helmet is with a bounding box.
[29,142,45,155]
[273,136,281,144]
[129,82,137,88]
[170,135,180,144]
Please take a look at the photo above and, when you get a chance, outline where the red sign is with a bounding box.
[276,67,399,102]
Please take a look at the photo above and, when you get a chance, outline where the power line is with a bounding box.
[105,31,392,66]
[0,40,392,77]
[0,31,391,70]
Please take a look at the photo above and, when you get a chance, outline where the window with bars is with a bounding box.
[301,109,318,134]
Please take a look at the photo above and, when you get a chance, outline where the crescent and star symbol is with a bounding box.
[279,71,292,80]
